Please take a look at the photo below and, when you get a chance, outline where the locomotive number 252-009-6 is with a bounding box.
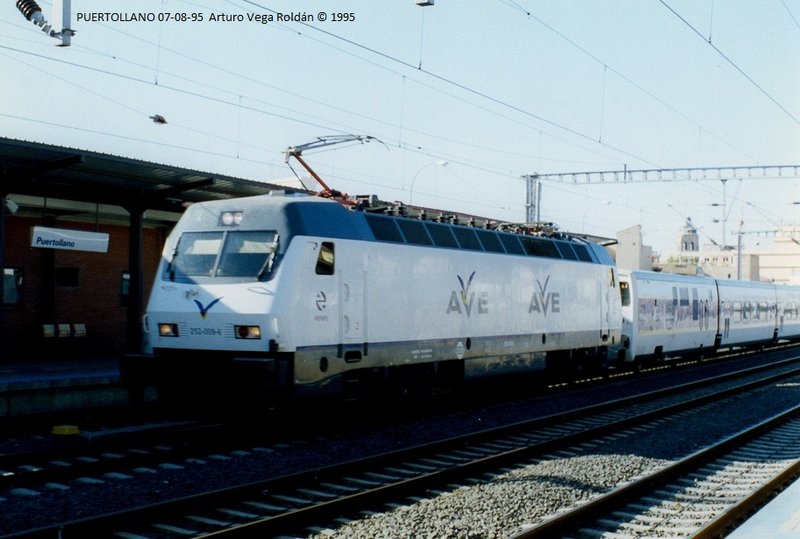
[190,327,222,336]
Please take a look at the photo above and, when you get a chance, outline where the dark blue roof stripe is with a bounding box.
[283,200,610,265]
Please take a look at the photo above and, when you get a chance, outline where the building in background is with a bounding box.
[616,220,799,285]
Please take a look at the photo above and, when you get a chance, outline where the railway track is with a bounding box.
[511,404,800,539]
[5,356,800,538]
[0,420,223,495]
[0,348,787,504]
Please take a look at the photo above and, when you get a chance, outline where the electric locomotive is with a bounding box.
[129,192,622,402]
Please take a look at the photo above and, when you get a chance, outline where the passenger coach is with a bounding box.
[617,269,800,363]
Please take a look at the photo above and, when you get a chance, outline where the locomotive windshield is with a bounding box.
[167,230,279,281]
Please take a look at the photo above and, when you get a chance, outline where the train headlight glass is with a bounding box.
[235,325,261,339]
[158,323,179,337]
[219,211,243,226]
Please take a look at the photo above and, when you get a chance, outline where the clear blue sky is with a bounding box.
[2,0,799,256]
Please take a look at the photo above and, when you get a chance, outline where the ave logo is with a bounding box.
[194,297,222,320]
[447,271,488,317]
[529,275,560,316]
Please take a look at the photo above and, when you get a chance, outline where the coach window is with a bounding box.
[316,242,335,275]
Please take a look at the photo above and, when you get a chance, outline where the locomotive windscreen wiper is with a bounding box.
[256,234,279,281]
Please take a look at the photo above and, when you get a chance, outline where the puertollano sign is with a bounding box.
[30,226,109,253]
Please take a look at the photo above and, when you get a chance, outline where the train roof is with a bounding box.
[178,193,615,265]
[621,269,716,284]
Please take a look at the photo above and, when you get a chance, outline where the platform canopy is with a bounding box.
[0,137,301,212]
[0,137,306,355]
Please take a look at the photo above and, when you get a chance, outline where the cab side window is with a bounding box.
[315,242,335,275]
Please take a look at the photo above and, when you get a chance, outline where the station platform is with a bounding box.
[0,356,128,417]
[728,476,800,538]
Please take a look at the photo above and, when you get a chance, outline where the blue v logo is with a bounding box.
[194,297,222,319]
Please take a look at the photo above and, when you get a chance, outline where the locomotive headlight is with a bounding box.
[158,323,179,337]
[219,210,243,226]
[235,325,261,339]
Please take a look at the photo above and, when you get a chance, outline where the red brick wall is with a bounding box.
[2,216,168,357]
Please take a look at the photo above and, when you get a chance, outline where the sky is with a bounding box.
[1,0,799,257]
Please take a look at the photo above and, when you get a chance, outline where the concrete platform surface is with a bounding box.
[728,476,800,538]
[0,356,126,416]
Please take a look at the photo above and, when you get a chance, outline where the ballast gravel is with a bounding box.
[307,378,800,539]
[313,454,669,539]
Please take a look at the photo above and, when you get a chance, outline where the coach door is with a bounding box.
[339,257,366,345]
[602,268,617,343]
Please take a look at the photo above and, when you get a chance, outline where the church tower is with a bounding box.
[679,217,699,253]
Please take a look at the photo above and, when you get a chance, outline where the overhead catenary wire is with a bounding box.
[492,0,759,161]
[0,42,533,197]
[7,1,734,175]
[1,13,622,182]
[0,32,530,206]
[3,2,795,230]
[238,0,660,168]
[3,12,605,175]
[782,0,800,31]
[659,0,800,126]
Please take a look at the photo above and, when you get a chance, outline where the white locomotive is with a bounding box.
[132,192,621,400]
[125,192,800,403]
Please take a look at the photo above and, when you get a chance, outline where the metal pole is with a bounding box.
[126,206,144,354]
[737,232,742,280]
[537,180,542,222]
[524,174,540,224]
[721,178,727,249]
[0,195,6,354]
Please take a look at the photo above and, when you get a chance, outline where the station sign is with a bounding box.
[30,226,109,253]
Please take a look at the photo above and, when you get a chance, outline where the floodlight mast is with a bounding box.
[16,0,74,46]
[284,135,376,205]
